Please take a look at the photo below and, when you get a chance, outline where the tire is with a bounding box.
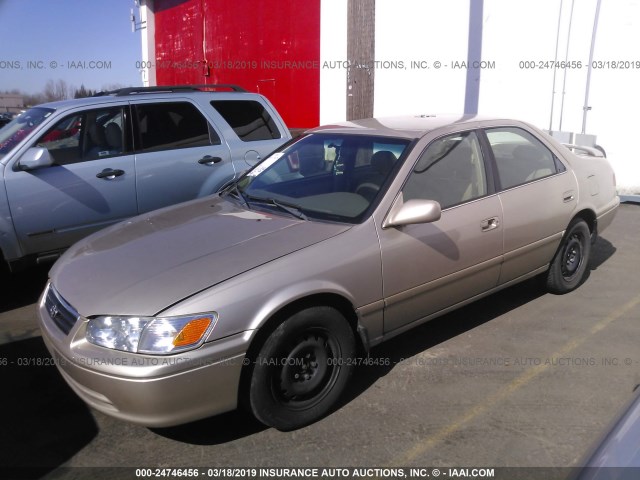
[248,306,355,431]
[546,219,591,294]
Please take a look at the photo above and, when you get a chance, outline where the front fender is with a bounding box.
[160,219,384,346]
[248,279,359,332]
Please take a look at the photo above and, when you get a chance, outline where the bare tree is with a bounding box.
[43,80,58,102]
[42,79,73,102]
[10,80,103,107]
[54,79,71,100]
[23,93,46,107]
[74,84,89,98]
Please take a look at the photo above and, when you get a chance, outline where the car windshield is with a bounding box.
[0,107,55,159]
[232,133,411,223]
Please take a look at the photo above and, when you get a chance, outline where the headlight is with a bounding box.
[86,313,217,355]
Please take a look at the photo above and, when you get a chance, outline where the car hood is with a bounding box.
[50,196,350,317]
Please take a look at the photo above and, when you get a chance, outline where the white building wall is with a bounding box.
[320,0,348,124]
[0,94,24,113]
[139,0,157,87]
[578,0,640,195]
[319,0,640,193]
[374,0,470,116]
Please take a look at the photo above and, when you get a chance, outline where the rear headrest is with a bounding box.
[88,123,106,146]
[513,144,542,163]
[105,123,122,149]
[371,150,396,175]
[299,143,326,175]
[444,143,473,168]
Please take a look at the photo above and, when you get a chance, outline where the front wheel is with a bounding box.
[546,219,591,294]
[247,306,355,431]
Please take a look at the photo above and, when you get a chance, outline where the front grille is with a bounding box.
[45,285,80,335]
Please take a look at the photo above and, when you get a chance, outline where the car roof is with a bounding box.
[306,114,517,139]
[31,87,261,112]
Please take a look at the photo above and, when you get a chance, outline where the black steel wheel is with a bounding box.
[546,218,591,294]
[247,306,355,430]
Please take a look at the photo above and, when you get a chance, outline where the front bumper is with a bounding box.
[37,283,252,427]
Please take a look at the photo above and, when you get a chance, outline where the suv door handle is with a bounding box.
[96,168,125,179]
[481,216,500,232]
[198,156,223,165]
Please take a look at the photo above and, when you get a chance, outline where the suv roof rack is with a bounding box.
[94,84,247,97]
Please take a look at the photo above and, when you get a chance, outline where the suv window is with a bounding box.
[134,102,219,153]
[0,107,54,159]
[486,127,562,189]
[35,107,127,165]
[403,131,487,209]
[211,100,281,141]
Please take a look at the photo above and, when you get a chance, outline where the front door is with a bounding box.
[5,105,137,256]
[378,130,504,333]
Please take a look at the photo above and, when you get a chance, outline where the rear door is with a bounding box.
[482,126,578,284]
[132,100,234,213]
[377,130,504,333]
[4,105,137,255]
[210,99,288,171]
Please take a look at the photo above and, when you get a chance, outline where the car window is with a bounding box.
[211,100,281,141]
[134,102,219,153]
[264,138,335,181]
[402,131,487,209]
[0,107,54,159]
[486,127,560,190]
[237,133,410,223]
[35,107,127,165]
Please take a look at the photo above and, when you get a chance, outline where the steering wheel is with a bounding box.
[355,182,380,201]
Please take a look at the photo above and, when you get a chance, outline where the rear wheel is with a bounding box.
[546,219,591,294]
[247,306,355,431]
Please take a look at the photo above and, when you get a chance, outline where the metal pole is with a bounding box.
[558,0,575,132]
[549,0,564,131]
[582,0,602,134]
[464,0,484,115]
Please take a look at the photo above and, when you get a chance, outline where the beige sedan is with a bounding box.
[38,115,619,431]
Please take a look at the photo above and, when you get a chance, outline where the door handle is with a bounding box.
[96,168,125,179]
[198,156,223,166]
[563,190,575,203]
[481,216,500,232]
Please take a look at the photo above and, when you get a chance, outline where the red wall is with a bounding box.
[154,0,321,128]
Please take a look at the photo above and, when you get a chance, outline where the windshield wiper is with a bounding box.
[222,181,250,209]
[245,194,308,221]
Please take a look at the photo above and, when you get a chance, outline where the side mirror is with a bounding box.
[18,147,53,171]
[383,197,441,228]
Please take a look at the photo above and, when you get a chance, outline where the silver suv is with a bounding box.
[0,85,291,270]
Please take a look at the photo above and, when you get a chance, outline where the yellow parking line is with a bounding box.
[390,293,640,466]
